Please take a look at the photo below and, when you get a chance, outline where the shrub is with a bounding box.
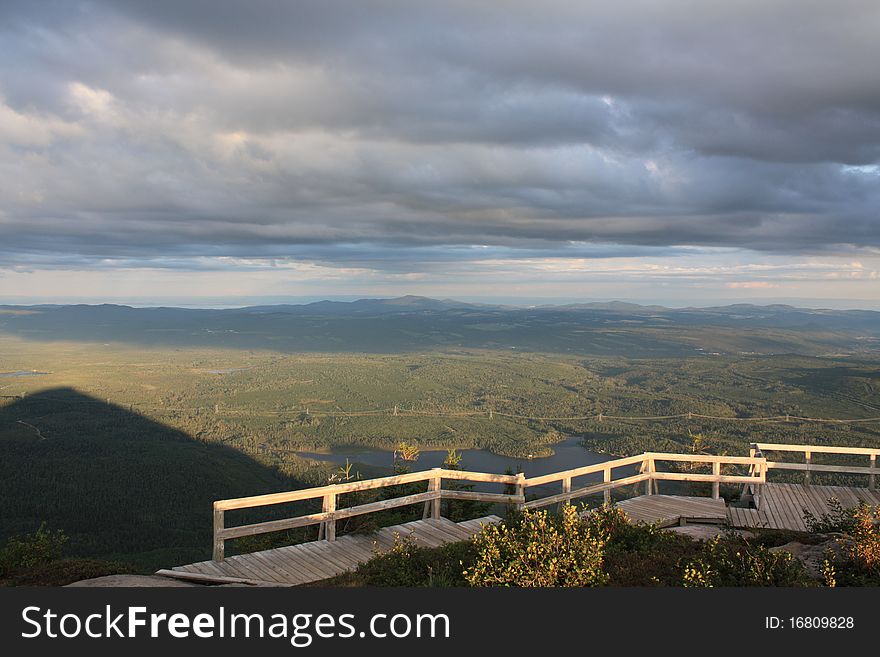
[0,523,68,574]
[584,505,705,586]
[464,504,608,587]
[821,503,880,587]
[803,497,857,534]
[681,535,810,587]
[332,533,476,587]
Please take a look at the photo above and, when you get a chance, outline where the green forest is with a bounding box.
[1,331,879,574]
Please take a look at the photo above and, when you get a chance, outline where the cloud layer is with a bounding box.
[1,1,879,300]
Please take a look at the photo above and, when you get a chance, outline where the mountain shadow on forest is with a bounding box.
[0,387,300,571]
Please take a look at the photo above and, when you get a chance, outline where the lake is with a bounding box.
[297,436,632,497]
[0,371,49,378]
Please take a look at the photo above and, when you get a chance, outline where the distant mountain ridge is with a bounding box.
[1,296,878,357]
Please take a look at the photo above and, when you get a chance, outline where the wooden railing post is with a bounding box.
[430,468,442,519]
[712,461,721,499]
[804,451,811,486]
[516,472,526,511]
[742,444,756,500]
[645,457,654,495]
[754,459,765,510]
[870,454,876,491]
[322,492,336,541]
[212,504,225,562]
[558,476,571,513]
[603,466,611,504]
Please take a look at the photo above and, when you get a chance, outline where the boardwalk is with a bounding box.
[727,482,880,531]
[156,442,879,585]
[158,515,501,586]
[610,494,728,527]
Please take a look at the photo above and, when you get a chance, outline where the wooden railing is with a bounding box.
[211,451,766,561]
[754,442,879,490]
[212,468,524,561]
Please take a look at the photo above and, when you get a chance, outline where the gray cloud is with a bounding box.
[1,0,879,274]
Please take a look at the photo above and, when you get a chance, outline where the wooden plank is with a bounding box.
[766,462,879,476]
[777,484,807,530]
[330,538,374,565]
[393,524,445,548]
[798,484,826,525]
[420,519,472,543]
[651,472,761,484]
[770,484,799,529]
[805,485,830,514]
[304,546,353,577]
[233,553,285,582]
[646,453,766,465]
[156,569,275,586]
[296,541,353,575]
[221,551,274,581]
[523,454,647,487]
[236,552,285,584]
[784,484,806,531]
[192,559,236,580]
[438,469,521,484]
[802,484,832,519]
[456,516,500,534]
[275,544,338,581]
[222,554,273,582]
[406,521,458,546]
[248,549,296,579]
[248,551,296,584]
[758,486,783,529]
[391,520,434,537]
[756,443,880,456]
[275,545,335,581]
[181,561,216,577]
[763,484,793,530]
[788,484,818,529]
[317,540,368,568]
[440,490,523,504]
[263,553,309,584]
[437,517,479,533]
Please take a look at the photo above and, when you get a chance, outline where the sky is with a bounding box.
[1,1,879,308]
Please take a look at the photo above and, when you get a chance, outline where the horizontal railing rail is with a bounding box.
[754,442,878,490]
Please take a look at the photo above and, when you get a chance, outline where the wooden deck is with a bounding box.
[607,483,880,532]
[602,494,728,527]
[158,515,501,586]
[726,482,880,532]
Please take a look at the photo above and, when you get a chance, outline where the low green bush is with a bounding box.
[822,503,880,587]
[330,533,477,587]
[0,523,68,574]
[681,534,811,587]
[464,504,608,587]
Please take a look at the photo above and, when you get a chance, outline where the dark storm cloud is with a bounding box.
[1,0,879,272]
